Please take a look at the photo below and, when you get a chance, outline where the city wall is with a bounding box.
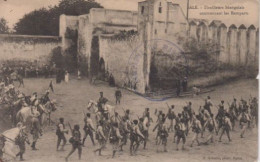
[0,34,61,65]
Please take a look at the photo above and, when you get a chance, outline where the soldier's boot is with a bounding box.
[82,138,86,147]
[20,153,24,161]
[112,150,116,158]
[31,142,38,150]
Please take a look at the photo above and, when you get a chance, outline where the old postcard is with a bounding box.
[0,0,258,162]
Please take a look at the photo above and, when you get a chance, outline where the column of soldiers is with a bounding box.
[60,91,258,161]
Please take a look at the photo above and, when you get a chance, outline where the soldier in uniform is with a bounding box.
[239,109,250,138]
[166,105,176,132]
[94,120,106,156]
[115,87,122,105]
[56,118,68,151]
[110,123,123,158]
[156,118,168,152]
[190,115,202,147]
[204,96,213,115]
[119,118,130,151]
[97,92,107,112]
[142,112,151,150]
[82,113,95,146]
[175,118,186,150]
[218,113,232,142]
[15,124,30,161]
[203,113,217,144]
[130,120,144,156]
[30,111,42,150]
[65,125,82,161]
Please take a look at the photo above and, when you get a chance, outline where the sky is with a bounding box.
[0,0,258,29]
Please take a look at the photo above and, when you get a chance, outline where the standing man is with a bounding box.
[130,120,144,156]
[218,113,232,142]
[15,126,30,161]
[94,120,106,156]
[203,114,217,144]
[167,105,176,132]
[30,111,42,150]
[110,123,123,158]
[176,79,181,97]
[115,87,122,105]
[65,125,82,161]
[182,77,188,92]
[56,118,68,151]
[175,118,186,150]
[82,113,95,146]
[204,96,213,115]
[190,115,202,147]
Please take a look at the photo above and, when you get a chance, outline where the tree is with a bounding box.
[14,0,103,35]
[0,18,9,34]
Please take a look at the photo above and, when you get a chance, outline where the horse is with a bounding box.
[2,127,20,160]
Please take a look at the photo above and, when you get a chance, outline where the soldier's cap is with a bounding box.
[126,109,130,113]
[146,107,149,110]
[133,120,138,124]
[87,113,91,117]
[189,102,192,105]
[234,98,237,101]
[207,96,210,99]
[100,92,103,94]
[171,105,175,108]
[221,100,224,103]
[74,124,80,130]
[59,117,64,121]
[46,90,50,94]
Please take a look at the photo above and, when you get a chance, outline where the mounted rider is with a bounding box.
[97,92,108,117]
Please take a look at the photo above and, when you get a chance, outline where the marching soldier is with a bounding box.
[156,118,168,152]
[94,120,107,156]
[119,118,130,151]
[82,113,95,146]
[203,113,217,144]
[130,120,144,156]
[166,105,176,132]
[41,90,50,104]
[56,118,68,151]
[15,124,30,161]
[239,109,251,138]
[218,113,232,142]
[175,118,186,150]
[190,115,202,147]
[110,123,123,158]
[30,111,42,150]
[115,87,122,105]
[65,125,82,161]
[204,96,213,115]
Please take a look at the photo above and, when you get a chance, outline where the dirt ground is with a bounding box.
[1,77,258,162]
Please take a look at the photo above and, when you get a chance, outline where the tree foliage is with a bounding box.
[0,18,9,34]
[14,0,103,36]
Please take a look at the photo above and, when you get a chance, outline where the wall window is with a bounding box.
[165,29,167,33]
[159,2,162,13]
[141,6,144,14]
[155,29,157,34]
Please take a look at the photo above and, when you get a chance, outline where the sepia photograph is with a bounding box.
[0,0,258,161]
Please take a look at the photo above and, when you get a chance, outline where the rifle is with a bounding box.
[68,122,73,135]
[166,102,170,109]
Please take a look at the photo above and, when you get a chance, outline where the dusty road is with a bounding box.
[1,78,258,162]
